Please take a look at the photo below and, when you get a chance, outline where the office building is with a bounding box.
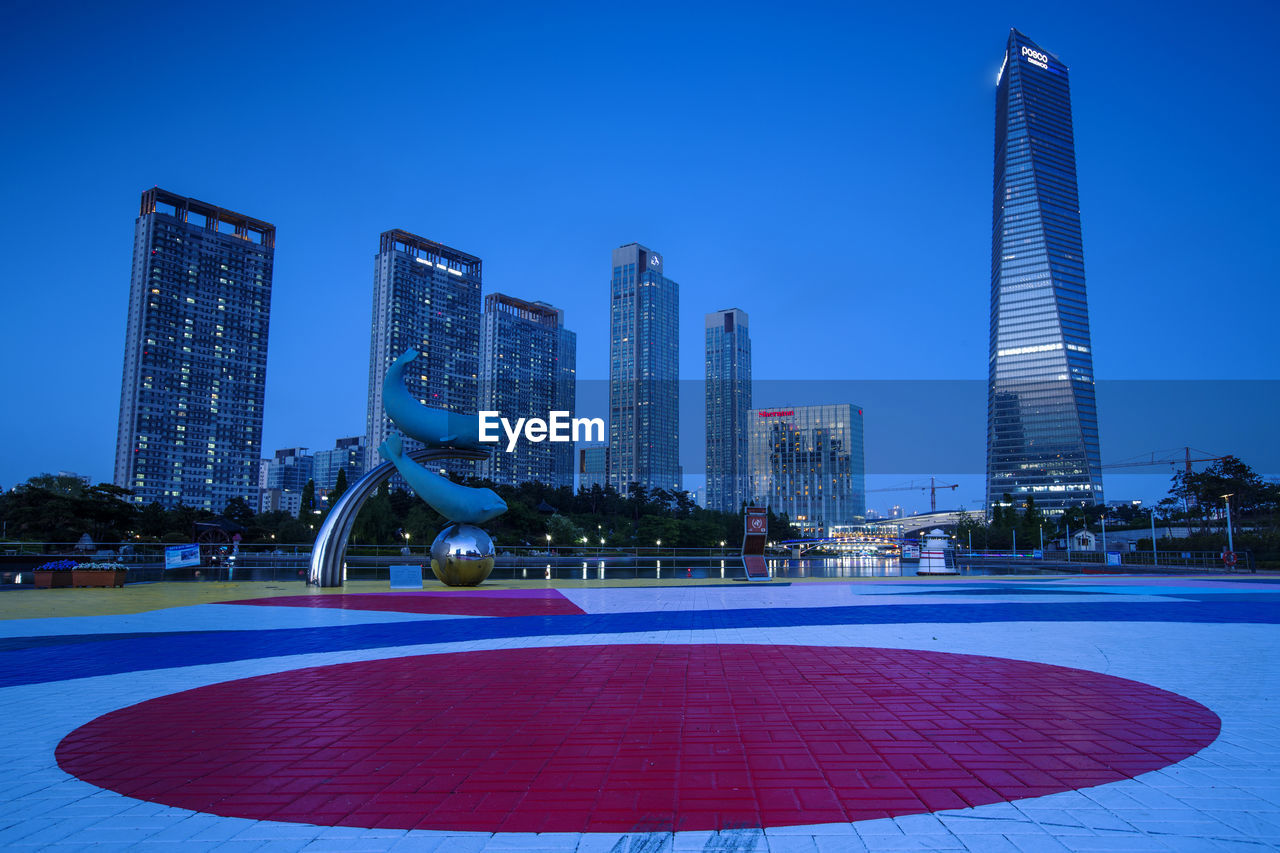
[114,188,274,511]
[987,29,1104,516]
[609,243,680,493]
[479,294,576,488]
[258,447,312,517]
[312,436,365,496]
[748,405,865,537]
[578,444,609,491]
[366,229,482,476]
[705,308,751,513]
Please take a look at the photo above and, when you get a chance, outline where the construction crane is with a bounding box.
[867,477,961,513]
[1101,446,1228,474]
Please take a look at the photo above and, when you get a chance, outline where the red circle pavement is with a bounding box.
[56,645,1219,833]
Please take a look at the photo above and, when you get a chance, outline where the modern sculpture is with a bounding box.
[308,349,507,587]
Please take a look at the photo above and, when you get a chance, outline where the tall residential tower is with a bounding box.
[479,293,577,488]
[366,229,482,474]
[114,188,274,511]
[609,243,680,493]
[705,308,751,513]
[987,29,1103,516]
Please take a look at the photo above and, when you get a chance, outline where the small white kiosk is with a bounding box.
[918,529,956,575]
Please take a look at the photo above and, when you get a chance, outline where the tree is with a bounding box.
[300,479,317,518]
[1172,456,1278,529]
[0,476,136,544]
[223,497,255,527]
[353,482,397,546]
[546,513,584,547]
[137,502,168,539]
[330,468,349,504]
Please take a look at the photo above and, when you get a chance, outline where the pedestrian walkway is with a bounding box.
[2,574,1279,851]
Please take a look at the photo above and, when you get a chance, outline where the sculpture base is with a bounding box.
[430,523,495,587]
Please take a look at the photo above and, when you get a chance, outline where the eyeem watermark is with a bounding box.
[478,411,605,452]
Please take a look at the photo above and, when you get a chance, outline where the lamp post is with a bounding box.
[1150,506,1159,567]
[1222,493,1235,555]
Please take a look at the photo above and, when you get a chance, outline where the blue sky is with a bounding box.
[1,0,1276,511]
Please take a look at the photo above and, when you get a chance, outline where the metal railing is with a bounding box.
[956,548,1255,572]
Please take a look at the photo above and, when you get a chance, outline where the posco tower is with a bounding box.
[987,29,1104,517]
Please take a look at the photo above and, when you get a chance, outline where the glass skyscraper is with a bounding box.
[479,293,576,488]
[747,404,865,537]
[609,243,680,493]
[987,29,1103,516]
[114,188,274,511]
[705,308,751,513]
[312,436,365,497]
[366,229,481,476]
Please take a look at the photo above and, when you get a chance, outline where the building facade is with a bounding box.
[608,243,680,493]
[366,229,482,476]
[705,308,751,513]
[578,444,609,491]
[114,188,274,511]
[479,294,576,488]
[748,404,865,537]
[987,29,1104,517]
[312,436,365,496]
[258,447,313,517]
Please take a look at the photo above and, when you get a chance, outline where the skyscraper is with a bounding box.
[366,229,482,475]
[747,404,865,537]
[578,444,609,490]
[312,436,365,496]
[987,29,1104,516]
[114,188,274,511]
[609,243,680,493]
[705,308,751,513]
[258,447,313,517]
[479,293,576,488]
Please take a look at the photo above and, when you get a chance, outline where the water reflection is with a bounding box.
[769,556,918,579]
[483,555,945,581]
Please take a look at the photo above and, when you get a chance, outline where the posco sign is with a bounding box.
[1021,45,1049,70]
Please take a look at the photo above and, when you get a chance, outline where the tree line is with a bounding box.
[0,470,802,551]
[951,456,1279,562]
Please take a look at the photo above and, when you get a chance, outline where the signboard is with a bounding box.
[1032,549,1043,560]
[1105,551,1122,566]
[742,507,770,581]
[389,565,423,589]
[164,544,201,570]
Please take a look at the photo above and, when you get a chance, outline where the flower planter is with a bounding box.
[34,570,74,589]
[72,570,128,588]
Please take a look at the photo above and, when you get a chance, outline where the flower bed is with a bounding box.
[33,559,77,589]
[71,562,128,588]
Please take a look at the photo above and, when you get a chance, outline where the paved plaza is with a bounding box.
[2,574,1279,851]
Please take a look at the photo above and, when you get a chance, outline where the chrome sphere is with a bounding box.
[429,523,495,586]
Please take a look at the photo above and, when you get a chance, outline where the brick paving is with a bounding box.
[1,574,1278,851]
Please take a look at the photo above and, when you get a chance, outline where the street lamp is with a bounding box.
[1222,493,1235,556]
[1150,505,1159,568]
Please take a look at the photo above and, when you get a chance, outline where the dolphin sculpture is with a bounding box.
[382,348,488,450]
[379,434,507,524]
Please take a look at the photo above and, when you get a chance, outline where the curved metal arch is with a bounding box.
[308,448,490,587]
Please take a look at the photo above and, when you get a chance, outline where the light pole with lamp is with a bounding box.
[1150,506,1159,568]
[1222,493,1235,565]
